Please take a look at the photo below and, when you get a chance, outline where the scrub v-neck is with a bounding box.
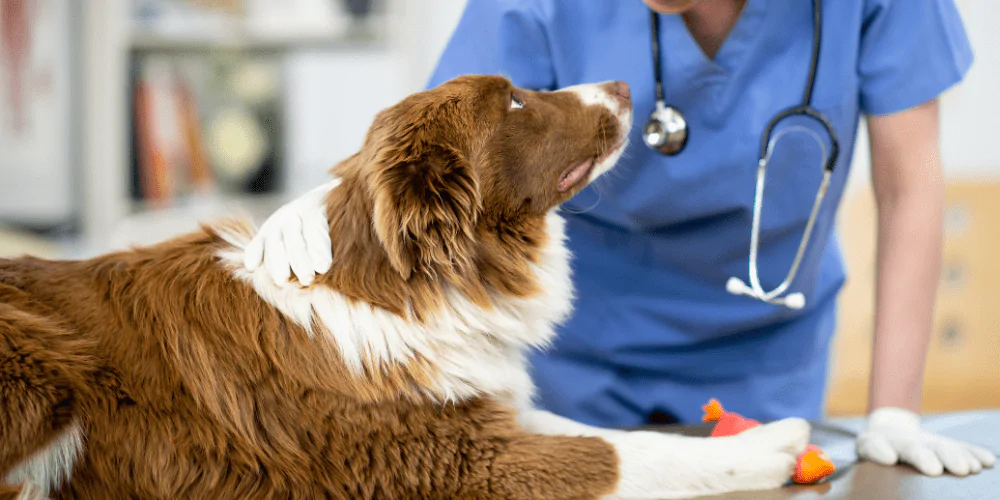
[654,0,767,106]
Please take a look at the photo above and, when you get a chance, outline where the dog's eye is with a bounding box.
[509,94,524,110]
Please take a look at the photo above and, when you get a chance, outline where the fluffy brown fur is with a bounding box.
[0,75,630,499]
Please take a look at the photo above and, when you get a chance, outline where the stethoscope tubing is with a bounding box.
[645,0,840,309]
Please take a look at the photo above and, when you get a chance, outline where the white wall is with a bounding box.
[283,50,407,195]
[282,0,468,195]
[941,0,1000,178]
[396,0,468,92]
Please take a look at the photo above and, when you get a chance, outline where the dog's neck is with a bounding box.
[218,166,575,404]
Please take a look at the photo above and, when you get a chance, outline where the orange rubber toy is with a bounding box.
[702,399,835,484]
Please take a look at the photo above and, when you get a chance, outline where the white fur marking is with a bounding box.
[558,83,633,182]
[561,82,623,114]
[518,409,809,499]
[4,421,83,497]
[218,210,574,404]
[15,482,45,500]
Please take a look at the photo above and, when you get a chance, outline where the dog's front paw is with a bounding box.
[605,417,810,499]
[703,417,810,493]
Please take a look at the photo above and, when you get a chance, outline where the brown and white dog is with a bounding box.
[0,75,809,499]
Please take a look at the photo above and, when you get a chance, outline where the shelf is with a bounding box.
[129,15,387,55]
[112,192,288,249]
[131,31,385,54]
[129,192,286,217]
[0,226,64,259]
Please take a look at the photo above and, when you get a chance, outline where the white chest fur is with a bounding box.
[218,211,575,404]
[4,421,83,497]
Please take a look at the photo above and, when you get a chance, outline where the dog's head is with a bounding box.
[351,75,632,280]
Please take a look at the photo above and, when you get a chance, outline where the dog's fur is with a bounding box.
[0,75,809,499]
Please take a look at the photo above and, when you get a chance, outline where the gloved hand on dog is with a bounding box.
[857,407,996,476]
[244,179,339,286]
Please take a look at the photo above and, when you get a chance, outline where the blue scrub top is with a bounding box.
[428,0,973,426]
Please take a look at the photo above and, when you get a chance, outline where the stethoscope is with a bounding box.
[642,0,840,310]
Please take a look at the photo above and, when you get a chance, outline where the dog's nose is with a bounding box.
[604,81,631,108]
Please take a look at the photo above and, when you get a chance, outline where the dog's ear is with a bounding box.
[370,142,480,280]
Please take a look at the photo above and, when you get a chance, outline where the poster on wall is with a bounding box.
[0,0,74,228]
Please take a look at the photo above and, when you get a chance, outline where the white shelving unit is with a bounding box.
[77,0,393,255]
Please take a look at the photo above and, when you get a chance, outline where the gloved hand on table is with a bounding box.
[857,407,996,476]
[244,179,340,287]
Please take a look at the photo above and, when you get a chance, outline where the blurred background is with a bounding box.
[0,0,997,417]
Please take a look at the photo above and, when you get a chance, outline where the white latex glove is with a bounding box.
[857,407,996,476]
[244,179,340,286]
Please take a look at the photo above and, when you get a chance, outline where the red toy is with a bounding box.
[702,399,835,484]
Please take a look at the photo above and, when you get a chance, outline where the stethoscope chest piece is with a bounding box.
[643,101,688,155]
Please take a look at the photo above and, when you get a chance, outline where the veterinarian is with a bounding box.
[245,0,996,477]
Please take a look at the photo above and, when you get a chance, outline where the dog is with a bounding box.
[0,75,809,499]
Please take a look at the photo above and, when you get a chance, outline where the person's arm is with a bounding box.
[866,99,942,413]
[850,0,994,476]
[855,99,996,477]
